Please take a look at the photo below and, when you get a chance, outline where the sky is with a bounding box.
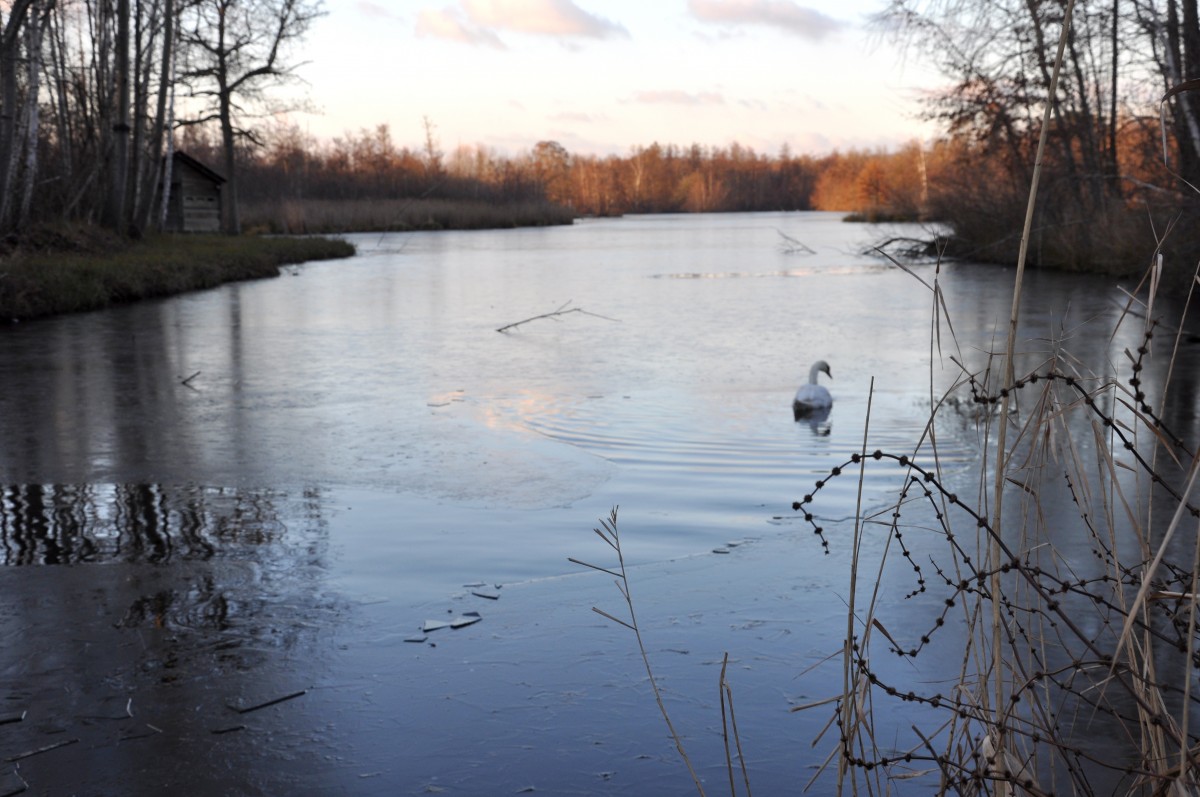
[288,0,947,158]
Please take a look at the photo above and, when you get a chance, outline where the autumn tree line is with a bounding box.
[181,123,927,220]
[4,1,1200,273]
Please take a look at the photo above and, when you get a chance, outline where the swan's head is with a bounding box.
[810,360,832,383]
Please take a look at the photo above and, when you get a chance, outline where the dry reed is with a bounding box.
[240,197,576,235]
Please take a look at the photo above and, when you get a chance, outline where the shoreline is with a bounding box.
[0,230,356,323]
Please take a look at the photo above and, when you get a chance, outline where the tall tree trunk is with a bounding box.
[0,0,35,232]
[159,78,175,230]
[104,0,130,231]
[18,1,46,228]
[127,0,151,231]
[136,0,173,233]
[219,90,239,234]
[1165,0,1200,185]
[48,5,73,196]
[1108,0,1120,181]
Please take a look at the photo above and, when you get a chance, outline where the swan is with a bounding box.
[793,360,833,418]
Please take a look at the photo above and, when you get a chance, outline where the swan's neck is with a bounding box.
[808,364,822,384]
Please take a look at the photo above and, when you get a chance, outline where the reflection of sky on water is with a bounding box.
[0,211,1182,605]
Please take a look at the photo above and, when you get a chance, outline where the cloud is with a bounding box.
[416,7,507,48]
[462,0,628,38]
[687,0,845,41]
[357,1,402,21]
[549,111,599,123]
[632,90,726,106]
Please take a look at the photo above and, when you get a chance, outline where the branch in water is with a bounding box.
[776,228,815,255]
[496,301,619,333]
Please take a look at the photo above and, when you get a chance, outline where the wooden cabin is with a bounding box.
[161,152,225,232]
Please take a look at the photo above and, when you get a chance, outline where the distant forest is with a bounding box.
[192,115,1176,274]
[179,124,937,219]
[3,0,1200,273]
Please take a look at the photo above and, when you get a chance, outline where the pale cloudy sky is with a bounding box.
[290,0,945,157]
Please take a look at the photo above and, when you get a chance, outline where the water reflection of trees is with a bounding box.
[0,481,337,794]
[0,483,288,565]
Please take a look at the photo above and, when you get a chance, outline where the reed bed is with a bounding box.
[240,197,577,235]
[786,259,1200,795]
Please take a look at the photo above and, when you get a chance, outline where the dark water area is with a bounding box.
[0,212,1195,794]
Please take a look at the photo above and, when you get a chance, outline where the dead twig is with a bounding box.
[719,652,753,797]
[229,689,307,715]
[180,371,201,387]
[571,508,707,796]
[776,228,815,255]
[210,724,246,735]
[496,301,619,333]
[5,738,79,762]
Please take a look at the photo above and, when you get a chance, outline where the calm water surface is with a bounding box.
[0,212,1188,794]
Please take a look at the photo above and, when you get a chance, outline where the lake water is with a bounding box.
[0,212,1193,794]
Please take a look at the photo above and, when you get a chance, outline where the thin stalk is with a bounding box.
[571,509,707,796]
[1179,517,1200,779]
[839,377,875,797]
[990,1,1078,783]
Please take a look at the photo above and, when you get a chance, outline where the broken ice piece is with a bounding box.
[471,590,500,600]
[404,636,428,644]
[423,620,451,632]
[712,547,730,554]
[450,614,481,629]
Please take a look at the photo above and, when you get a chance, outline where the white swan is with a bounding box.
[793,360,833,418]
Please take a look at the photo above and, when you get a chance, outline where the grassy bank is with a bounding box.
[240,197,577,234]
[0,228,355,322]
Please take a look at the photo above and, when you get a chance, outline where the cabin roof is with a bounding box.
[173,151,226,185]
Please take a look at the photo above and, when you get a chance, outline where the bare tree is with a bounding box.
[133,0,176,233]
[102,0,131,231]
[16,0,49,228]
[177,0,322,234]
[0,0,37,233]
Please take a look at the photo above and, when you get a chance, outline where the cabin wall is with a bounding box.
[161,161,223,232]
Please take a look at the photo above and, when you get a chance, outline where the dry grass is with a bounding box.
[240,197,577,234]
[0,229,354,321]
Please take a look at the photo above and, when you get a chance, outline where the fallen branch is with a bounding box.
[5,738,79,762]
[776,228,815,255]
[497,301,619,333]
[229,689,307,715]
[210,724,246,735]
